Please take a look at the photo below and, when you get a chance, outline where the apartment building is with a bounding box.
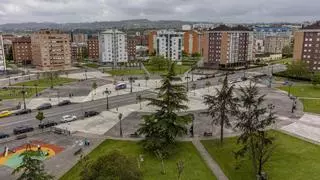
[87,36,99,61]
[203,25,254,68]
[183,30,202,55]
[293,21,320,71]
[253,26,292,39]
[72,33,88,43]
[31,29,71,70]
[12,36,32,64]
[99,29,128,66]
[0,35,6,71]
[127,36,137,61]
[254,39,265,54]
[71,42,87,62]
[148,30,184,61]
[264,36,290,54]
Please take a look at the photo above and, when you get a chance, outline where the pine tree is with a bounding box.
[203,75,238,144]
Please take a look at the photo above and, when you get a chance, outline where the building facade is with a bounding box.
[127,36,137,61]
[183,30,202,55]
[31,30,71,70]
[293,22,320,71]
[203,25,254,68]
[148,30,184,61]
[254,39,265,54]
[99,29,128,66]
[253,27,292,39]
[264,36,290,54]
[0,35,6,71]
[87,36,99,61]
[71,42,87,62]
[72,33,88,43]
[12,36,32,65]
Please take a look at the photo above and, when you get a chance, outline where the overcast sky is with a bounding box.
[0,0,319,24]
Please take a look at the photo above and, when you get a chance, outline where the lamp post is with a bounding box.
[34,83,38,97]
[21,85,26,110]
[185,74,190,92]
[104,88,111,110]
[129,76,135,93]
[118,113,123,137]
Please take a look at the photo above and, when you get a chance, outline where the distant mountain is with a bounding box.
[0,19,209,33]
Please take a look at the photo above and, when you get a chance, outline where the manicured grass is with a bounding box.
[83,63,100,69]
[278,85,320,98]
[201,130,320,180]
[106,68,146,76]
[146,65,191,75]
[300,99,320,114]
[270,58,293,65]
[60,140,215,180]
[0,78,75,100]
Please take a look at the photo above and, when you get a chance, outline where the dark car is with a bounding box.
[15,109,32,115]
[58,100,71,106]
[38,121,58,129]
[13,126,34,135]
[84,111,99,117]
[0,133,10,139]
[37,103,52,110]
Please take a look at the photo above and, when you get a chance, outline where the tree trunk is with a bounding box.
[220,117,224,144]
[250,138,258,176]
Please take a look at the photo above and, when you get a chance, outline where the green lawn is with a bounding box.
[201,130,320,180]
[83,63,100,69]
[300,99,320,114]
[106,68,146,76]
[270,58,293,65]
[60,140,215,180]
[146,65,191,75]
[0,78,75,100]
[278,85,320,98]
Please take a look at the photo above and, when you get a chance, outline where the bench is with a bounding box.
[203,132,213,137]
[74,148,82,156]
[16,134,27,140]
[129,132,140,138]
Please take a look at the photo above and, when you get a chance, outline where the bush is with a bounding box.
[80,150,142,180]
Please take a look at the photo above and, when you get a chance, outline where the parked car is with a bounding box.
[58,100,71,106]
[38,121,58,129]
[13,126,34,135]
[115,83,127,90]
[0,133,10,139]
[37,103,52,110]
[61,115,77,123]
[14,109,32,115]
[0,111,12,118]
[84,111,99,117]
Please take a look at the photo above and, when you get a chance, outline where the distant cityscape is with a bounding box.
[0,19,319,72]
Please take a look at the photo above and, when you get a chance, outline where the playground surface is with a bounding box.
[0,140,64,169]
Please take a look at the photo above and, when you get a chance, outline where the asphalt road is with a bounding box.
[0,64,286,136]
[0,90,156,135]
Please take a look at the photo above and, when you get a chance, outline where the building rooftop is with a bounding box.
[209,25,252,31]
[101,29,125,34]
[302,21,320,30]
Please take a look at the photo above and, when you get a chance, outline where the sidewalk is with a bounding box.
[192,139,228,180]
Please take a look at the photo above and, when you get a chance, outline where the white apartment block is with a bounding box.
[99,29,128,66]
[0,35,6,71]
[156,30,184,61]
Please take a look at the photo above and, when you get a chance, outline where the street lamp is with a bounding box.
[128,76,135,93]
[21,85,27,110]
[104,88,111,110]
[34,83,38,97]
[118,113,123,137]
[185,74,190,92]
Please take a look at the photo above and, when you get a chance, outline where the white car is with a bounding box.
[61,115,77,123]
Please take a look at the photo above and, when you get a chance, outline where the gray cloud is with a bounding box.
[0,0,319,24]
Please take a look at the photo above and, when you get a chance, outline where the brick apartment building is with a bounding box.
[294,21,320,71]
[12,36,33,65]
[203,25,254,68]
[71,42,87,62]
[183,30,203,56]
[72,33,88,43]
[127,36,137,60]
[87,36,99,61]
[264,36,290,54]
[0,35,6,71]
[31,29,71,70]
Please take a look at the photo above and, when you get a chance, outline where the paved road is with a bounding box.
[0,64,286,136]
[0,90,156,135]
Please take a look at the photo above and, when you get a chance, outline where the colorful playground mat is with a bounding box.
[0,140,64,168]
